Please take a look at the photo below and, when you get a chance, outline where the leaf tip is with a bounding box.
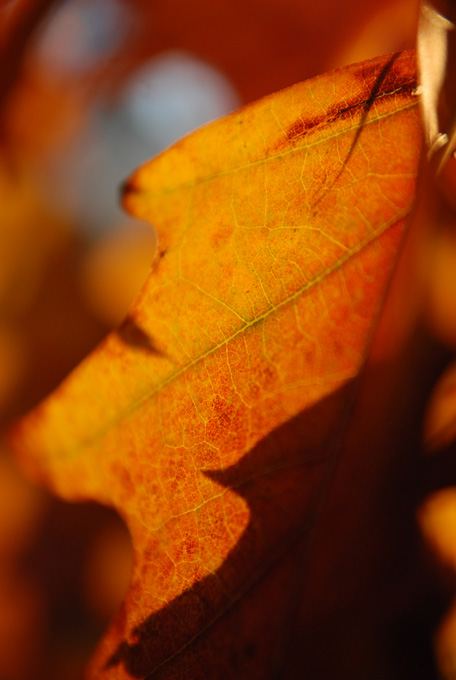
[120,175,142,213]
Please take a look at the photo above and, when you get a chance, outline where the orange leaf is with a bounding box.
[11,52,423,678]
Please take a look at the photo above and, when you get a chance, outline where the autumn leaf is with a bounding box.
[10,51,430,678]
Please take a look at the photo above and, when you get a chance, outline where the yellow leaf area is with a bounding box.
[11,52,420,679]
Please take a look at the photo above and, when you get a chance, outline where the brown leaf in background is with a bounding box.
[116,0,418,103]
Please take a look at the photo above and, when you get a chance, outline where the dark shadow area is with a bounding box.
[105,334,450,680]
[116,317,163,355]
[106,382,352,677]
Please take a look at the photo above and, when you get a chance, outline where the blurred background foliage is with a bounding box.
[0,0,431,678]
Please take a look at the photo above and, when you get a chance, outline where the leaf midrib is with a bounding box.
[58,205,413,459]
